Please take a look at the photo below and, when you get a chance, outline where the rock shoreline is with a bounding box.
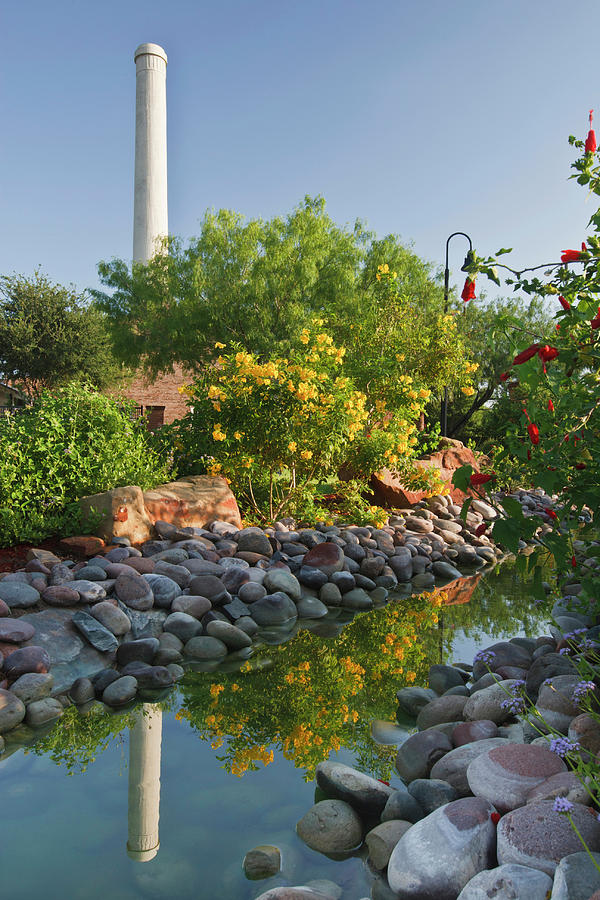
[0,491,506,737]
[270,564,600,900]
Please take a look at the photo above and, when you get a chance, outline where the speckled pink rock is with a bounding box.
[497,800,600,874]
[467,743,566,812]
[452,720,499,747]
[0,619,35,643]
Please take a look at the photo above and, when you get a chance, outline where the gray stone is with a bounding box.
[381,789,424,824]
[408,778,458,815]
[236,616,259,636]
[387,797,497,899]
[497,800,600,874]
[412,572,436,590]
[163,611,202,643]
[40,585,81,607]
[319,583,342,606]
[551,851,600,900]
[243,845,281,880]
[4,645,51,678]
[366,820,412,870]
[237,527,273,557]
[299,566,329,590]
[188,574,227,605]
[433,561,463,580]
[429,663,468,694]
[77,565,107,581]
[120,606,167,639]
[341,588,373,610]
[89,601,132,636]
[132,665,174,690]
[183,636,228,659]
[526,772,591,806]
[250,592,298,626]
[0,688,26,732]
[430,738,510,797]
[329,571,356,593]
[452,720,499,746]
[153,560,192,588]
[69,676,95,704]
[0,582,40,608]
[396,686,438,718]
[238,582,267,604]
[72,611,118,652]
[536,673,586,734]
[467,743,567,812]
[416,694,468,730]
[395,729,453,782]
[10,672,54,705]
[370,719,410,745]
[206,620,252,649]
[171,595,212,619]
[456,864,553,900]
[463,680,520,725]
[263,570,302,599]
[296,596,329,618]
[102,675,138,706]
[116,637,159,667]
[296,799,363,853]
[0,619,35,643]
[68,580,107,604]
[472,642,531,681]
[48,563,75,585]
[315,760,394,817]
[25,697,64,726]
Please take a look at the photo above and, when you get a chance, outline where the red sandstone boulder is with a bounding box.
[59,535,105,557]
[371,438,485,507]
[79,475,242,544]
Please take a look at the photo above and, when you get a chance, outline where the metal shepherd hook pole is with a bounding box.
[440,231,473,437]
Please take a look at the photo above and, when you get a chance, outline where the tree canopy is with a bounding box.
[0,270,119,394]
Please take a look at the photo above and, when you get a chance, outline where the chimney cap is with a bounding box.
[134,43,167,65]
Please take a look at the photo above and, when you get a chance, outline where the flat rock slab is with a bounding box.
[387,797,497,899]
[467,743,567,812]
[20,608,109,694]
[315,760,394,817]
[497,800,600,874]
[72,611,118,653]
[0,619,35,643]
[456,864,553,900]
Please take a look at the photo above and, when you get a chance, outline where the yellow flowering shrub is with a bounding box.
[171,324,435,522]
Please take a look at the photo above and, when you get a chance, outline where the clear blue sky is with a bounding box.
[2,0,599,299]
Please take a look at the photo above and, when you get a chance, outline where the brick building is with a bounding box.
[119,364,192,428]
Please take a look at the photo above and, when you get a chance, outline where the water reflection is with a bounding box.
[127,704,162,862]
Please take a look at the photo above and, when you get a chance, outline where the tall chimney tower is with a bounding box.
[133,43,168,263]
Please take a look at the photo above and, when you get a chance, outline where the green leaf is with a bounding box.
[492,517,522,554]
[501,496,524,520]
[452,464,473,492]
[531,566,546,604]
[460,498,472,522]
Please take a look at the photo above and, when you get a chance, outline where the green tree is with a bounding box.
[0,270,119,394]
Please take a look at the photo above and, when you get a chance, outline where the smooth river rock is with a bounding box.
[387,797,497,899]
[466,743,567,812]
[497,800,600,874]
[0,688,26,732]
[296,799,363,853]
[315,761,394,818]
[456,864,553,900]
[429,738,510,798]
[0,619,35,643]
[551,851,600,900]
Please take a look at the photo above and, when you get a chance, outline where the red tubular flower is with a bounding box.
[575,462,586,470]
[500,371,510,382]
[571,555,577,568]
[538,345,559,362]
[513,344,540,365]
[548,510,558,521]
[527,423,540,445]
[586,109,597,154]
[555,323,561,332]
[548,399,555,412]
[558,295,571,311]
[527,448,531,460]
[490,812,501,825]
[591,307,600,329]
[470,472,492,485]
[475,523,487,536]
[461,278,476,303]
[561,245,587,263]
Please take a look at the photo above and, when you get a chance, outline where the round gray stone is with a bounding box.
[296,799,363,853]
[430,738,510,797]
[205,620,252,649]
[263,570,302,600]
[0,688,26,732]
[163,611,202,643]
[551,851,600,900]
[25,697,64,726]
[467,743,567,812]
[102,675,138,706]
[183,636,228,659]
[315,760,394,817]
[456,864,553,900]
[0,583,40,608]
[366,820,412,870]
[10,672,54,705]
[90,601,132,636]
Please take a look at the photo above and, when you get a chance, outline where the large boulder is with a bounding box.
[387,797,497,899]
[79,476,241,544]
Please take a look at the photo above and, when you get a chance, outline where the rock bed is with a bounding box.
[265,570,600,899]
[0,492,505,739]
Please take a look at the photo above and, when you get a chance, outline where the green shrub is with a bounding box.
[0,383,172,545]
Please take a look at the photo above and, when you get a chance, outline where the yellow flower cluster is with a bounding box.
[231,744,274,777]
[212,424,227,442]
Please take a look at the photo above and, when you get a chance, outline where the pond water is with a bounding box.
[0,563,550,900]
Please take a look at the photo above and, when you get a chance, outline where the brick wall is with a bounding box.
[119,364,192,425]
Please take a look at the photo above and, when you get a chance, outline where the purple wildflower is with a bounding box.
[474,649,496,666]
[553,797,574,814]
[549,737,581,757]
[572,681,596,704]
[564,628,587,640]
[500,696,526,714]
[559,647,572,655]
